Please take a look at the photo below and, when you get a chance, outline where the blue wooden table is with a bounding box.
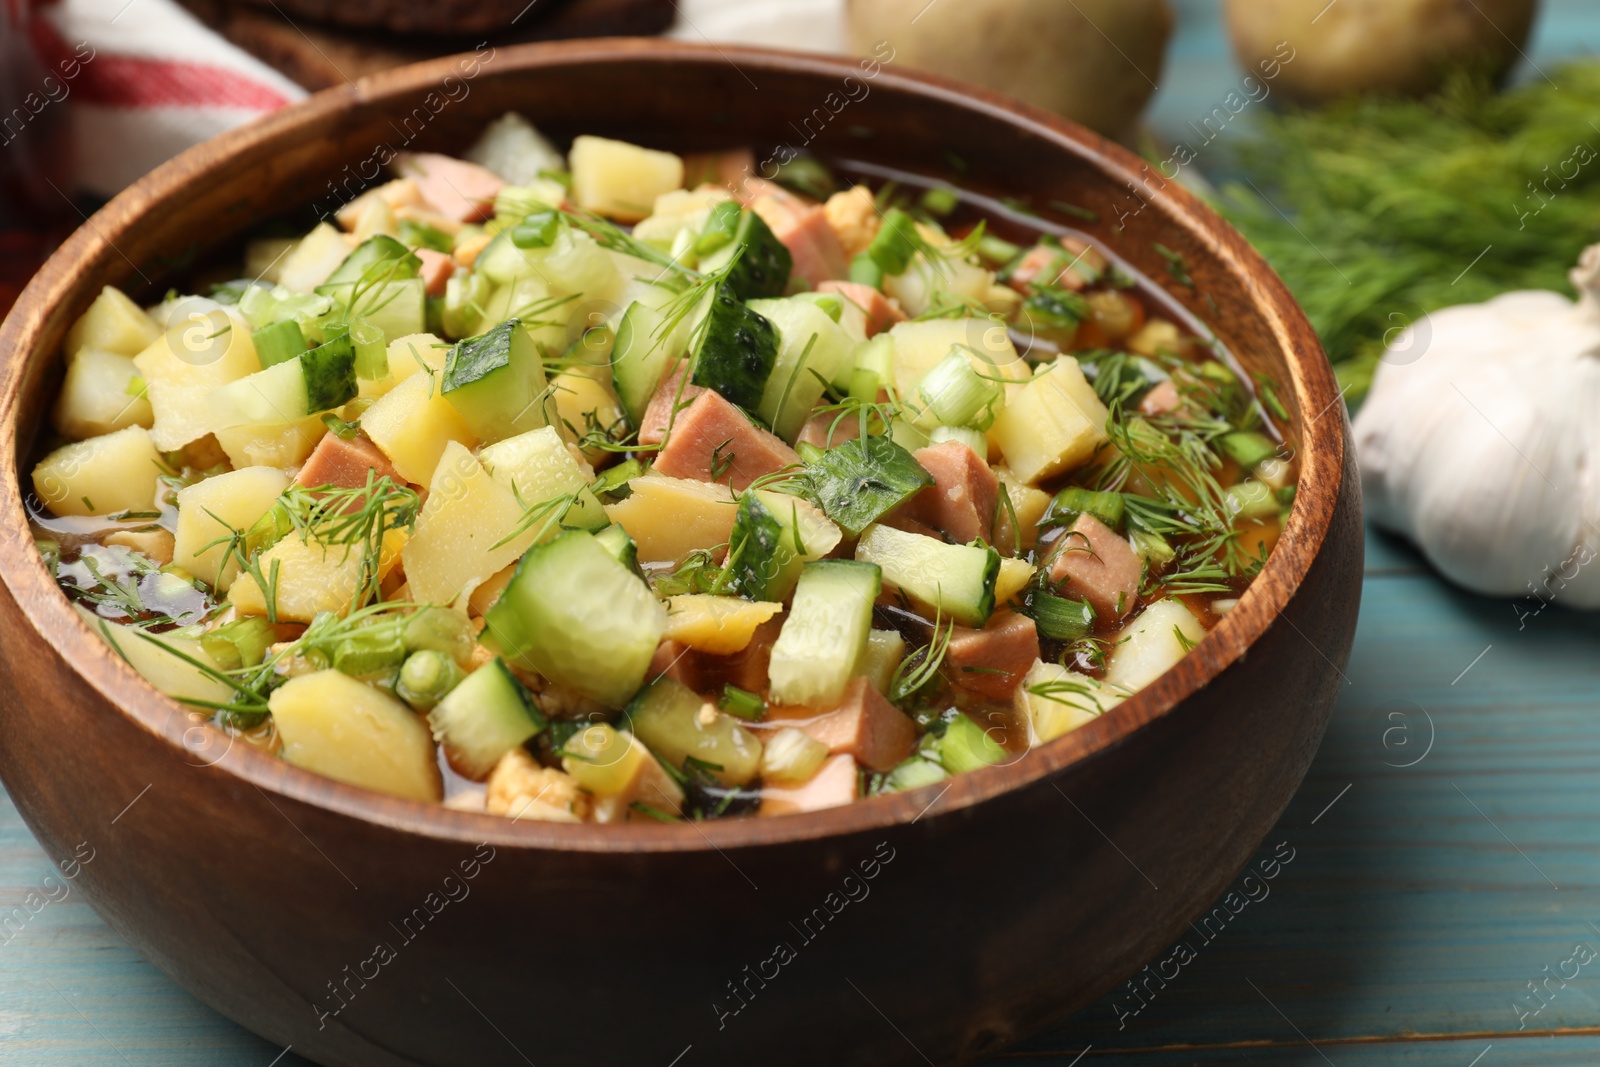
[5,3,1600,1064]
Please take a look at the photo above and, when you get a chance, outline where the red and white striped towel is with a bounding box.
[29,0,306,197]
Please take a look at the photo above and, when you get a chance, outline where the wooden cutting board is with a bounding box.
[176,0,675,90]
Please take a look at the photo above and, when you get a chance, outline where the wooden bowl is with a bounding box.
[0,40,1361,1067]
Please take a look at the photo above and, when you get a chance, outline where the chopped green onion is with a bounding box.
[443,271,490,340]
[975,234,1021,266]
[867,207,919,276]
[396,649,465,711]
[251,319,307,369]
[913,346,1003,431]
[719,684,765,721]
[848,252,884,289]
[329,621,406,676]
[320,412,361,440]
[1217,430,1278,470]
[1043,487,1125,532]
[928,425,988,456]
[920,185,960,217]
[200,616,276,671]
[1129,527,1175,566]
[510,210,560,249]
[1225,480,1278,522]
[1030,593,1095,642]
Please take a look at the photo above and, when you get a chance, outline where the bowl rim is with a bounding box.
[0,37,1343,853]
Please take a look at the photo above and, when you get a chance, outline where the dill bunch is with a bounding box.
[1212,62,1600,399]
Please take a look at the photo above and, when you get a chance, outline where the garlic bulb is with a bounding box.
[1354,243,1600,606]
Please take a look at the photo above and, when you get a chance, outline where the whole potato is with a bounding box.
[1227,0,1539,103]
[847,0,1173,139]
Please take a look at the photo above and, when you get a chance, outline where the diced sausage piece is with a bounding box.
[1049,513,1142,619]
[796,409,861,450]
[296,431,402,490]
[751,196,849,288]
[414,248,456,298]
[946,611,1040,702]
[637,363,704,447]
[731,176,800,208]
[1007,237,1106,291]
[654,389,801,492]
[683,148,756,195]
[1137,379,1181,417]
[398,153,504,223]
[760,753,858,816]
[788,677,916,772]
[648,639,702,690]
[904,441,1000,545]
[817,280,906,337]
[1008,246,1059,290]
[880,511,945,541]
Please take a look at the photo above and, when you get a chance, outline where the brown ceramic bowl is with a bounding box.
[0,40,1360,1067]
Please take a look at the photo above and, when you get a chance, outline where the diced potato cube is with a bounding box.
[989,356,1110,484]
[1104,599,1207,692]
[1016,659,1124,745]
[64,286,159,358]
[133,307,263,450]
[632,186,731,246]
[269,669,442,802]
[478,425,606,531]
[603,475,738,565]
[32,425,161,517]
[995,467,1051,551]
[663,595,783,654]
[52,348,152,439]
[334,178,423,231]
[993,557,1035,605]
[550,365,625,466]
[277,222,355,293]
[228,534,366,622]
[352,195,397,241]
[172,466,291,590]
[360,371,477,486]
[213,417,325,470]
[569,135,685,223]
[561,723,683,822]
[402,441,538,608]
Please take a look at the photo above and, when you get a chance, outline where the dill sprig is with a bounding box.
[889,614,954,705]
[1212,62,1600,398]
